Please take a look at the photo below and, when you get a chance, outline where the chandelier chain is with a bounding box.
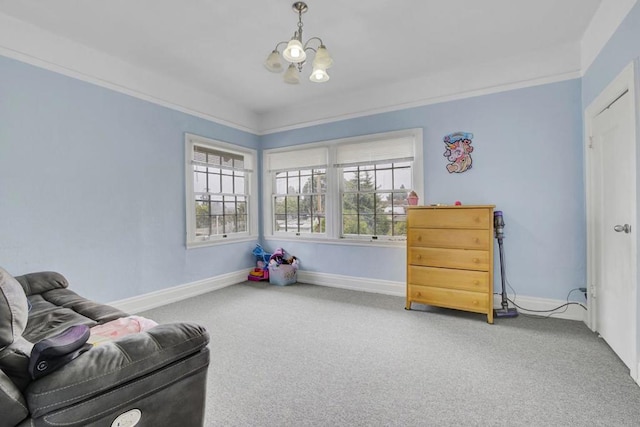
[297,10,304,40]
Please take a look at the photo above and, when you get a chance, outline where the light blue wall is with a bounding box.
[262,80,585,300]
[0,38,590,304]
[0,55,260,303]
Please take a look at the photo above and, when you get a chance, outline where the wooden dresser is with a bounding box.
[406,205,495,323]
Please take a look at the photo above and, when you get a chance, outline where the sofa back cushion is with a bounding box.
[14,271,68,296]
[0,267,29,350]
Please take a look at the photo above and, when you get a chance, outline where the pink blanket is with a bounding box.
[88,316,158,345]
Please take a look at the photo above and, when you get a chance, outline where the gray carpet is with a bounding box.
[140,282,640,426]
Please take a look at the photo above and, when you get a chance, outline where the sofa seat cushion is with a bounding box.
[25,322,210,419]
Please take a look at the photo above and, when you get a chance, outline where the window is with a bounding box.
[264,129,423,243]
[266,146,328,237]
[341,162,411,237]
[274,169,327,234]
[185,134,257,247]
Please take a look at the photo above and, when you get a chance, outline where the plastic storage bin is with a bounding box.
[268,264,297,286]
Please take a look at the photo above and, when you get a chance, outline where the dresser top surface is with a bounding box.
[407,205,495,210]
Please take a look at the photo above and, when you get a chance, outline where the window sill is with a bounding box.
[264,235,406,248]
[186,235,257,249]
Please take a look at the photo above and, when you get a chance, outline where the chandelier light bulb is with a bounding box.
[283,39,306,63]
[309,65,329,83]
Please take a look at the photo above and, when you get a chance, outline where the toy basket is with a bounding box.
[268,264,297,286]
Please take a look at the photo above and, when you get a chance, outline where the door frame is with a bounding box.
[585,61,638,383]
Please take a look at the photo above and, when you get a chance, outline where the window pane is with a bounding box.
[275,175,288,194]
[343,171,357,190]
[360,214,374,235]
[207,195,220,214]
[237,215,247,233]
[194,171,207,193]
[234,176,245,193]
[299,195,311,216]
[274,196,286,215]
[312,172,326,193]
[376,168,393,190]
[375,213,391,236]
[311,195,325,233]
[342,193,357,214]
[221,174,233,194]
[300,175,312,194]
[287,175,299,194]
[196,215,210,237]
[358,170,374,191]
[393,215,407,236]
[224,216,236,233]
[285,196,299,216]
[358,194,375,214]
[224,199,236,214]
[342,214,359,235]
[210,216,224,235]
[221,155,234,168]
[378,192,391,205]
[274,214,287,231]
[393,166,412,190]
[237,197,247,215]
[312,215,325,233]
[233,157,245,170]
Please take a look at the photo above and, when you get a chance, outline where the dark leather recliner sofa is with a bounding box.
[0,268,210,427]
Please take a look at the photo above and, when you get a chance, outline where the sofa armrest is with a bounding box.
[0,369,29,426]
[24,322,209,419]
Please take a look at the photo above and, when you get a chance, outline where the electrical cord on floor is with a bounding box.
[494,241,587,318]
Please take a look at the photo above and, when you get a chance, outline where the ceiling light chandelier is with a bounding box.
[264,1,333,84]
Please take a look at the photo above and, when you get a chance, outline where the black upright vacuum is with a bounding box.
[493,210,518,318]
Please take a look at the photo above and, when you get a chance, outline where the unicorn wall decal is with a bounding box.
[443,132,474,173]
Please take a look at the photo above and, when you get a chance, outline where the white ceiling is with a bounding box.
[0,0,604,132]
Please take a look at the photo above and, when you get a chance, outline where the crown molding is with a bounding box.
[0,12,259,134]
[2,3,629,136]
[258,42,582,134]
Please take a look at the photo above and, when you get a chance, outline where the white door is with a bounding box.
[590,79,637,375]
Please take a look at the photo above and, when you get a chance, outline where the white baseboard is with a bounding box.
[108,268,587,323]
[108,269,247,314]
[299,270,587,322]
[493,294,587,322]
[297,270,406,297]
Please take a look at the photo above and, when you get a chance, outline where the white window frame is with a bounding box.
[263,128,423,245]
[185,133,258,248]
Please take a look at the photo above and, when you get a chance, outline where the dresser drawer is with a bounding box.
[408,285,489,313]
[408,208,491,229]
[407,228,490,250]
[408,247,490,271]
[408,265,489,292]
